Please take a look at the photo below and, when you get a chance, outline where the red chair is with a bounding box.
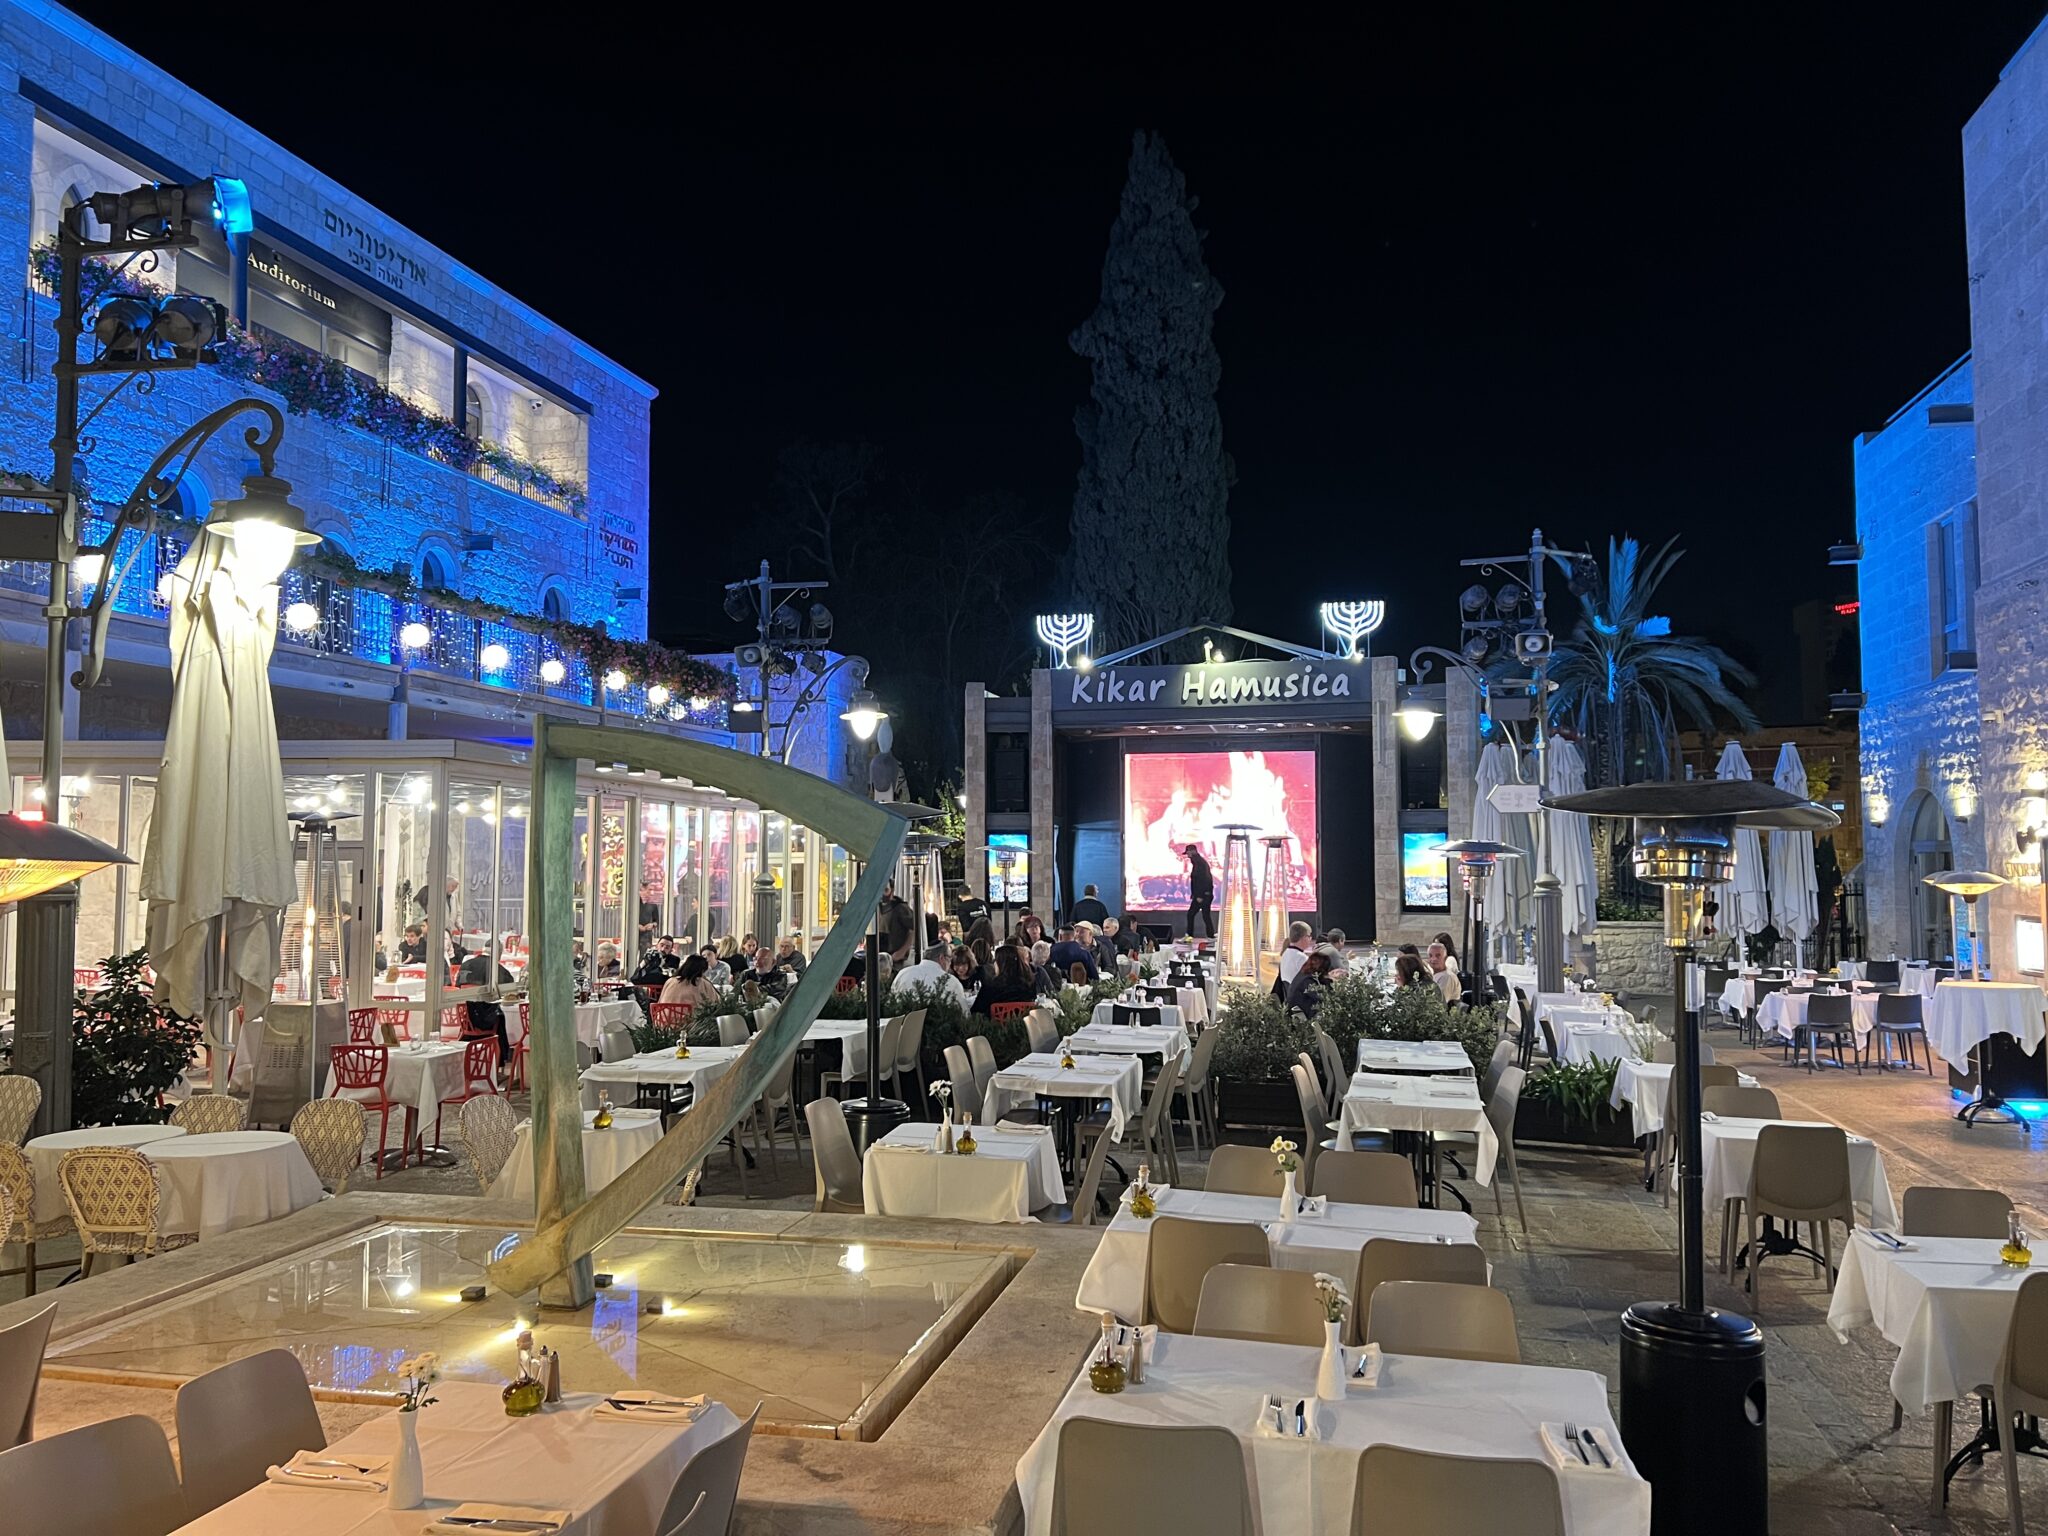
[438,1006,468,1041]
[347,1008,378,1044]
[508,1003,532,1090]
[435,1036,500,1147]
[328,1044,413,1177]
[834,976,860,995]
[990,1001,1035,1025]
[72,967,101,990]
[376,1007,414,1045]
[650,1002,690,1030]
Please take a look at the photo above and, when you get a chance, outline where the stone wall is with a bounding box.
[1586,921,1667,998]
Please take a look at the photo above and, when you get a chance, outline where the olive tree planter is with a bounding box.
[1216,1075,1301,1132]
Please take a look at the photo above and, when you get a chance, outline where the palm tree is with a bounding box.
[1548,536,1758,785]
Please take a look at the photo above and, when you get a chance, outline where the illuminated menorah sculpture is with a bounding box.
[1217,823,1261,980]
[1034,613,1095,670]
[1319,600,1385,658]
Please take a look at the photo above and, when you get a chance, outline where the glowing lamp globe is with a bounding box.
[539,657,567,686]
[604,668,629,692]
[479,643,511,672]
[646,684,671,707]
[840,687,886,742]
[203,470,319,586]
[399,621,432,651]
[283,601,319,634]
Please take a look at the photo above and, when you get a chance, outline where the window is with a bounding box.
[542,587,567,623]
[464,383,486,443]
[419,551,455,593]
[1930,502,1979,674]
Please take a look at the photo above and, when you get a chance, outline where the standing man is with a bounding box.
[1184,845,1215,938]
[954,882,990,935]
[879,881,916,966]
[1070,883,1110,928]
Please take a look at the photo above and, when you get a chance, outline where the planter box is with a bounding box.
[1514,1096,1640,1151]
[1216,1074,1300,1131]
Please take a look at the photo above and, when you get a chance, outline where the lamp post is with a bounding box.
[1923,869,2015,1127]
[2,172,320,1134]
[1544,779,1836,1536]
[1430,840,1523,997]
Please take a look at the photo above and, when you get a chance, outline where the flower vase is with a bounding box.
[936,1119,953,1154]
[388,1407,424,1509]
[1317,1320,1347,1402]
[1279,1169,1298,1223]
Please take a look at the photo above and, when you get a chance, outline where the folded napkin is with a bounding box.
[593,1391,708,1422]
[1858,1229,1918,1252]
[1349,1342,1384,1388]
[1699,1111,1721,1123]
[265,1449,392,1491]
[1252,1393,1312,1439]
[986,1122,1052,1136]
[422,1502,572,1533]
[1295,1194,1329,1218]
[1539,1421,1623,1471]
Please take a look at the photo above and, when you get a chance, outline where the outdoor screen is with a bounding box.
[1402,831,1451,910]
[1122,750,1318,911]
[986,833,1029,904]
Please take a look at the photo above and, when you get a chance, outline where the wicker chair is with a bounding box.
[459,1095,521,1193]
[58,1147,194,1274]
[288,1098,365,1193]
[0,1141,72,1295]
[169,1093,248,1135]
[0,1075,41,1145]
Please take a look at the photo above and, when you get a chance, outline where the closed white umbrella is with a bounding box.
[1542,738,1599,940]
[1769,742,1820,948]
[1471,741,1534,955]
[1713,742,1770,952]
[143,533,295,1082]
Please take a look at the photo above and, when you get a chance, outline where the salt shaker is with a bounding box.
[1126,1331,1147,1385]
[543,1346,563,1403]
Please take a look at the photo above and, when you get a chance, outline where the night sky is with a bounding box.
[66,4,2048,720]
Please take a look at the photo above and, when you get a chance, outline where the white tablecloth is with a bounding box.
[576,998,643,1052]
[801,1017,870,1080]
[172,1381,741,1536]
[985,1052,1145,1141]
[1015,1334,1650,1536]
[1829,1232,2028,1415]
[1837,960,1866,982]
[1551,1012,1643,1067]
[578,1044,746,1110]
[1758,988,1881,1048]
[489,1109,664,1204]
[1337,1074,1496,1185]
[24,1122,184,1223]
[1074,1184,1477,1321]
[144,1129,325,1240]
[377,1043,472,1128]
[863,1121,1065,1222]
[1069,1022,1191,1067]
[1608,1061,1757,1139]
[1700,1117,1898,1229]
[1090,1000,1185,1036]
[1927,980,2047,1071]
[1354,1039,1474,1075]
[1900,965,1941,998]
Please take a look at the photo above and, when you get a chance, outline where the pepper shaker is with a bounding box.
[543,1346,563,1403]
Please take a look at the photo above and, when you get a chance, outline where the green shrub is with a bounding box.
[71,948,202,1126]
[1521,1056,1622,1129]
[1596,894,1661,923]
[1208,985,1319,1082]
[1313,973,1502,1074]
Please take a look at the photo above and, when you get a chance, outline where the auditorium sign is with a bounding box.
[1050,658,1371,724]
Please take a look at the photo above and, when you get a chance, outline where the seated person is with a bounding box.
[749,944,789,999]
[1285,950,1334,1020]
[777,934,809,976]
[632,935,683,988]
[1046,924,1098,983]
[971,945,1041,1016]
[397,922,429,965]
[661,953,720,1010]
[593,942,624,980]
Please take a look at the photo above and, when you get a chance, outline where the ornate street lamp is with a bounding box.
[1543,778,1836,1536]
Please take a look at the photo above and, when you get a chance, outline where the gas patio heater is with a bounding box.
[1543,778,1836,1536]
[899,830,955,957]
[1431,839,1523,993]
[1257,835,1293,982]
[1922,868,2006,982]
[1214,824,1261,981]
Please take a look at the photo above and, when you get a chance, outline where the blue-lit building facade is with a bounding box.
[1854,20,2048,982]
[0,3,865,1012]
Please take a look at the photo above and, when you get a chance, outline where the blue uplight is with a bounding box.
[210,175,252,235]
[1949,1088,2048,1115]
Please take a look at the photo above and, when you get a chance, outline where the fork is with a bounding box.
[1563,1421,1590,1465]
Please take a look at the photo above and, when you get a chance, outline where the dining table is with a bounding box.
[1074,1183,1478,1322]
[1089,999,1186,1036]
[144,1129,327,1240]
[1336,1072,1497,1190]
[575,997,643,1051]
[1068,1022,1191,1067]
[984,1051,1145,1142]
[1354,1039,1474,1076]
[1755,987,1883,1052]
[23,1121,184,1226]
[488,1108,665,1204]
[168,1380,741,1535]
[1698,1115,1899,1230]
[1926,979,2048,1072]
[862,1120,1065,1222]
[578,1043,747,1111]
[1548,1010,1647,1068]
[1607,1060,1758,1140]
[1014,1333,1651,1535]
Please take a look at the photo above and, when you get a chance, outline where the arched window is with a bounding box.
[419,550,455,593]
[464,383,486,443]
[1906,791,1955,964]
[541,586,567,623]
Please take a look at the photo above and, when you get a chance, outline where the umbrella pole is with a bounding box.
[206,914,233,1097]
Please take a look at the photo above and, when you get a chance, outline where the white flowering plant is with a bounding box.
[1270,1136,1300,1174]
[1313,1273,1349,1325]
[392,1351,440,1412]
[929,1080,952,1106]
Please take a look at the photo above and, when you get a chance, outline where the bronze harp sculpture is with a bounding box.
[486,716,918,1307]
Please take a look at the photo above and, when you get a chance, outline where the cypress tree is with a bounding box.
[1067,130,1232,651]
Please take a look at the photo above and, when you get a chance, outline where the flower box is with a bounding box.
[1512,1097,1640,1151]
[1215,1074,1301,1132]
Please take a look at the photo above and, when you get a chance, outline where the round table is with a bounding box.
[143,1130,327,1240]
[487,1109,663,1204]
[23,1122,184,1223]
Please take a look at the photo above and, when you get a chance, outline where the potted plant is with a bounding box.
[1515,1056,1639,1150]
[1314,974,1503,1077]
[1209,986,1319,1129]
[70,948,202,1127]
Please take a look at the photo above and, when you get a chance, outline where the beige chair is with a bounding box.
[169,1093,247,1135]
[1365,1280,1521,1363]
[1193,1263,1324,1345]
[0,1075,41,1144]
[58,1146,194,1274]
[174,1348,327,1518]
[289,1098,365,1192]
[1315,1029,1347,1117]
[1206,1143,1287,1198]
[1173,1025,1221,1151]
[1145,1216,1270,1333]
[459,1094,520,1193]
[1290,1063,1329,1181]
[664,1491,709,1535]
[823,1015,902,1100]
[1652,1039,1716,1066]
[1348,1444,1564,1536]
[1352,1237,1489,1347]
[805,1097,864,1214]
[0,1140,71,1295]
[1486,1065,1530,1237]
[1703,1084,1781,1120]
[1480,1040,1514,1104]
[1902,1185,2013,1238]
[1045,1113,1118,1226]
[1653,1063,1740,1205]
[654,1401,759,1536]
[1312,1149,1417,1208]
[716,1014,752,1048]
[1994,1271,2048,1536]
[890,1008,929,1104]
[0,1413,185,1535]
[0,1296,56,1450]
[1050,1418,1255,1536]
[755,1041,802,1171]
[1081,1052,1181,1182]
[967,1034,1000,1096]
[1026,1006,1061,1056]
[1740,1123,1854,1302]
[942,1044,982,1122]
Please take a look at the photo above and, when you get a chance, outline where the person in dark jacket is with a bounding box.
[970,944,1040,1015]
[1047,924,1098,982]
[1184,846,1215,938]
[1285,950,1334,1020]
[1069,884,1110,928]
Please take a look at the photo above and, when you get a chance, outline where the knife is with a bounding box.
[1868,1230,1905,1250]
[437,1521,563,1532]
[299,1457,388,1473]
[1295,1399,1307,1438]
[281,1468,387,1489]
[1579,1426,1610,1468]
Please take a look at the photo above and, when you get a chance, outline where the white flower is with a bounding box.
[1269,1136,1298,1156]
[1313,1272,1347,1295]
[929,1080,952,1101]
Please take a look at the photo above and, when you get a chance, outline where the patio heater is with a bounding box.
[900,831,954,955]
[247,810,353,1122]
[1215,824,1260,981]
[1431,840,1523,992]
[1543,779,1836,1536]
[1257,835,1292,982]
[1922,868,2006,982]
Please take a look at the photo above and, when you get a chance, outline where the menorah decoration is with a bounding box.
[1034,612,1096,670]
[1319,600,1386,658]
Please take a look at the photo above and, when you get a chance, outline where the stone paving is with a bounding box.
[10,1018,2048,1532]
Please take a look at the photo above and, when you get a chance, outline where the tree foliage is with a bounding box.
[1548,536,1759,784]
[1066,131,1232,651]
[72,948,202,1126]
